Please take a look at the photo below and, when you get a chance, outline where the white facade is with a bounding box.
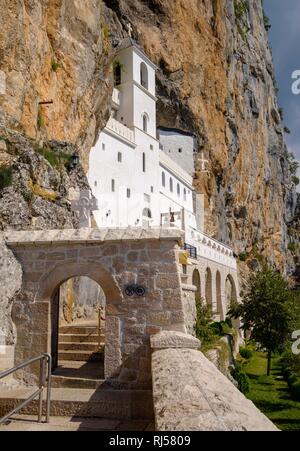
[158,127,196,176]
[88,38,237,271]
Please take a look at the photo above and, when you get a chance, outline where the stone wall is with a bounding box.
[0,240,22,373]
[151,331,278,431]
[3,228,185,388]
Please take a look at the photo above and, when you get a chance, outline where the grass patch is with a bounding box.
[36,147,71,168]
[243,351,300,431]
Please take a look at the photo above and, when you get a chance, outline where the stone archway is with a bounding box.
[205,267,213,309]
[225,274,237,309]
[36,262,122,378]
[216,270,224,320]
[192,269,201,303]
[6,227,185,388]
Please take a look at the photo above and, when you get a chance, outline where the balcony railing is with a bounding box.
[185,229,237,269]
[105,117,135,144]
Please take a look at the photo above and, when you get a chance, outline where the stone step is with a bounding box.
[58,342,100,352]
[59,326,100,335]
[0,415,154,431]
[0,388,154,420]
[58,351,104,362]
[59,333,104,343]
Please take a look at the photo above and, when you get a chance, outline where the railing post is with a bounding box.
[98,307,101,352]
[38,357,45,423]
[45,354,52,423]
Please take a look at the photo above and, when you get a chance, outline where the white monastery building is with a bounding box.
[88,38,237,288]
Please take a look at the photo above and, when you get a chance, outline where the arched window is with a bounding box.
[169,177,173,192]
[142,152,146,172]
[143,113,148,133]
[162,171,166,187]
[177,183,180,196]
[183,188,187,201]
[140,62,148,89]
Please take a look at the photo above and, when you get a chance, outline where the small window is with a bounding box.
[127,188,131,199]
[102,143,105,151]
[94,181,97,187]
[162,172,166,187]
[140,62,148,89]
[111,179,115,192]
[178,148,182,153]
[183,188,187,201]
[177,183,180,196]
[169,178,173,192]
[151,186,154,193]
[117,152,122,162]
[143,114,148,133]
[142,152,146,172]
[150,144,153,150]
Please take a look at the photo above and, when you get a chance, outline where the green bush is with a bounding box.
[239,252,248,262]
[290,379,300,401]
[287,374,298,389]
[239,347,253,360]
[231,366,250,394]
[0,166,13,190]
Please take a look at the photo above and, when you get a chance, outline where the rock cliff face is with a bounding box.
[0,0,298,278]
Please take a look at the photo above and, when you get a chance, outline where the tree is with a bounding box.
[229,266,292,375]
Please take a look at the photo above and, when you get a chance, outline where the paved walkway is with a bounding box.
[0,415,154,431]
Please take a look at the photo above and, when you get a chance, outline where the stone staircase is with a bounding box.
[57,325,104,363]
[52,324,105,389]
[0,324,154,427]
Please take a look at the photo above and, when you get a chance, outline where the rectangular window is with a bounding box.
[142,153,146,172]
[117,152,122,162]
[150,144,153,150]
[111,179,115,192]
[127,188,131,198]
[102,143,105,150]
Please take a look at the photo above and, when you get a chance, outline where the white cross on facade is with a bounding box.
[71,190,98,228]
[198,152,209,172]
[127,23,133,38]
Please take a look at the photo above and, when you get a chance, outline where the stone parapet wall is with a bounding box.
[151,331,278,431]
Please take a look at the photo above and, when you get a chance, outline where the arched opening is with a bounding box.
[143,113,148,133]
[140,62,148,89]
[225,274,238,327]
[205,267,213,308]
[36,261,122,380]
[51,276,106,379]
[192,269,201,303]
[216,271,224,320]
[169,177,173,192]
[142,207,152,227]
[162,171,166,187]
[225,274,237,308]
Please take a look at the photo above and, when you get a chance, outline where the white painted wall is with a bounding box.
[158,128,195,176]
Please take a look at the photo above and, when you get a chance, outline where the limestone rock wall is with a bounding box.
[0,0,112,170]
[103,0,298,278]
[151,331,278,431]
[0,0,298,278]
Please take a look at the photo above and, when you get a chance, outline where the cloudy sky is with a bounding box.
[264,0,300,190]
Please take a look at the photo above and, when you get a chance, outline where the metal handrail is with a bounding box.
[0,353,52,425]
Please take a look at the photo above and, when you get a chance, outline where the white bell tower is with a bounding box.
[113,38,157,139]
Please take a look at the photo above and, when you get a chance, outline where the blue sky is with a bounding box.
[264,0,300,189]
